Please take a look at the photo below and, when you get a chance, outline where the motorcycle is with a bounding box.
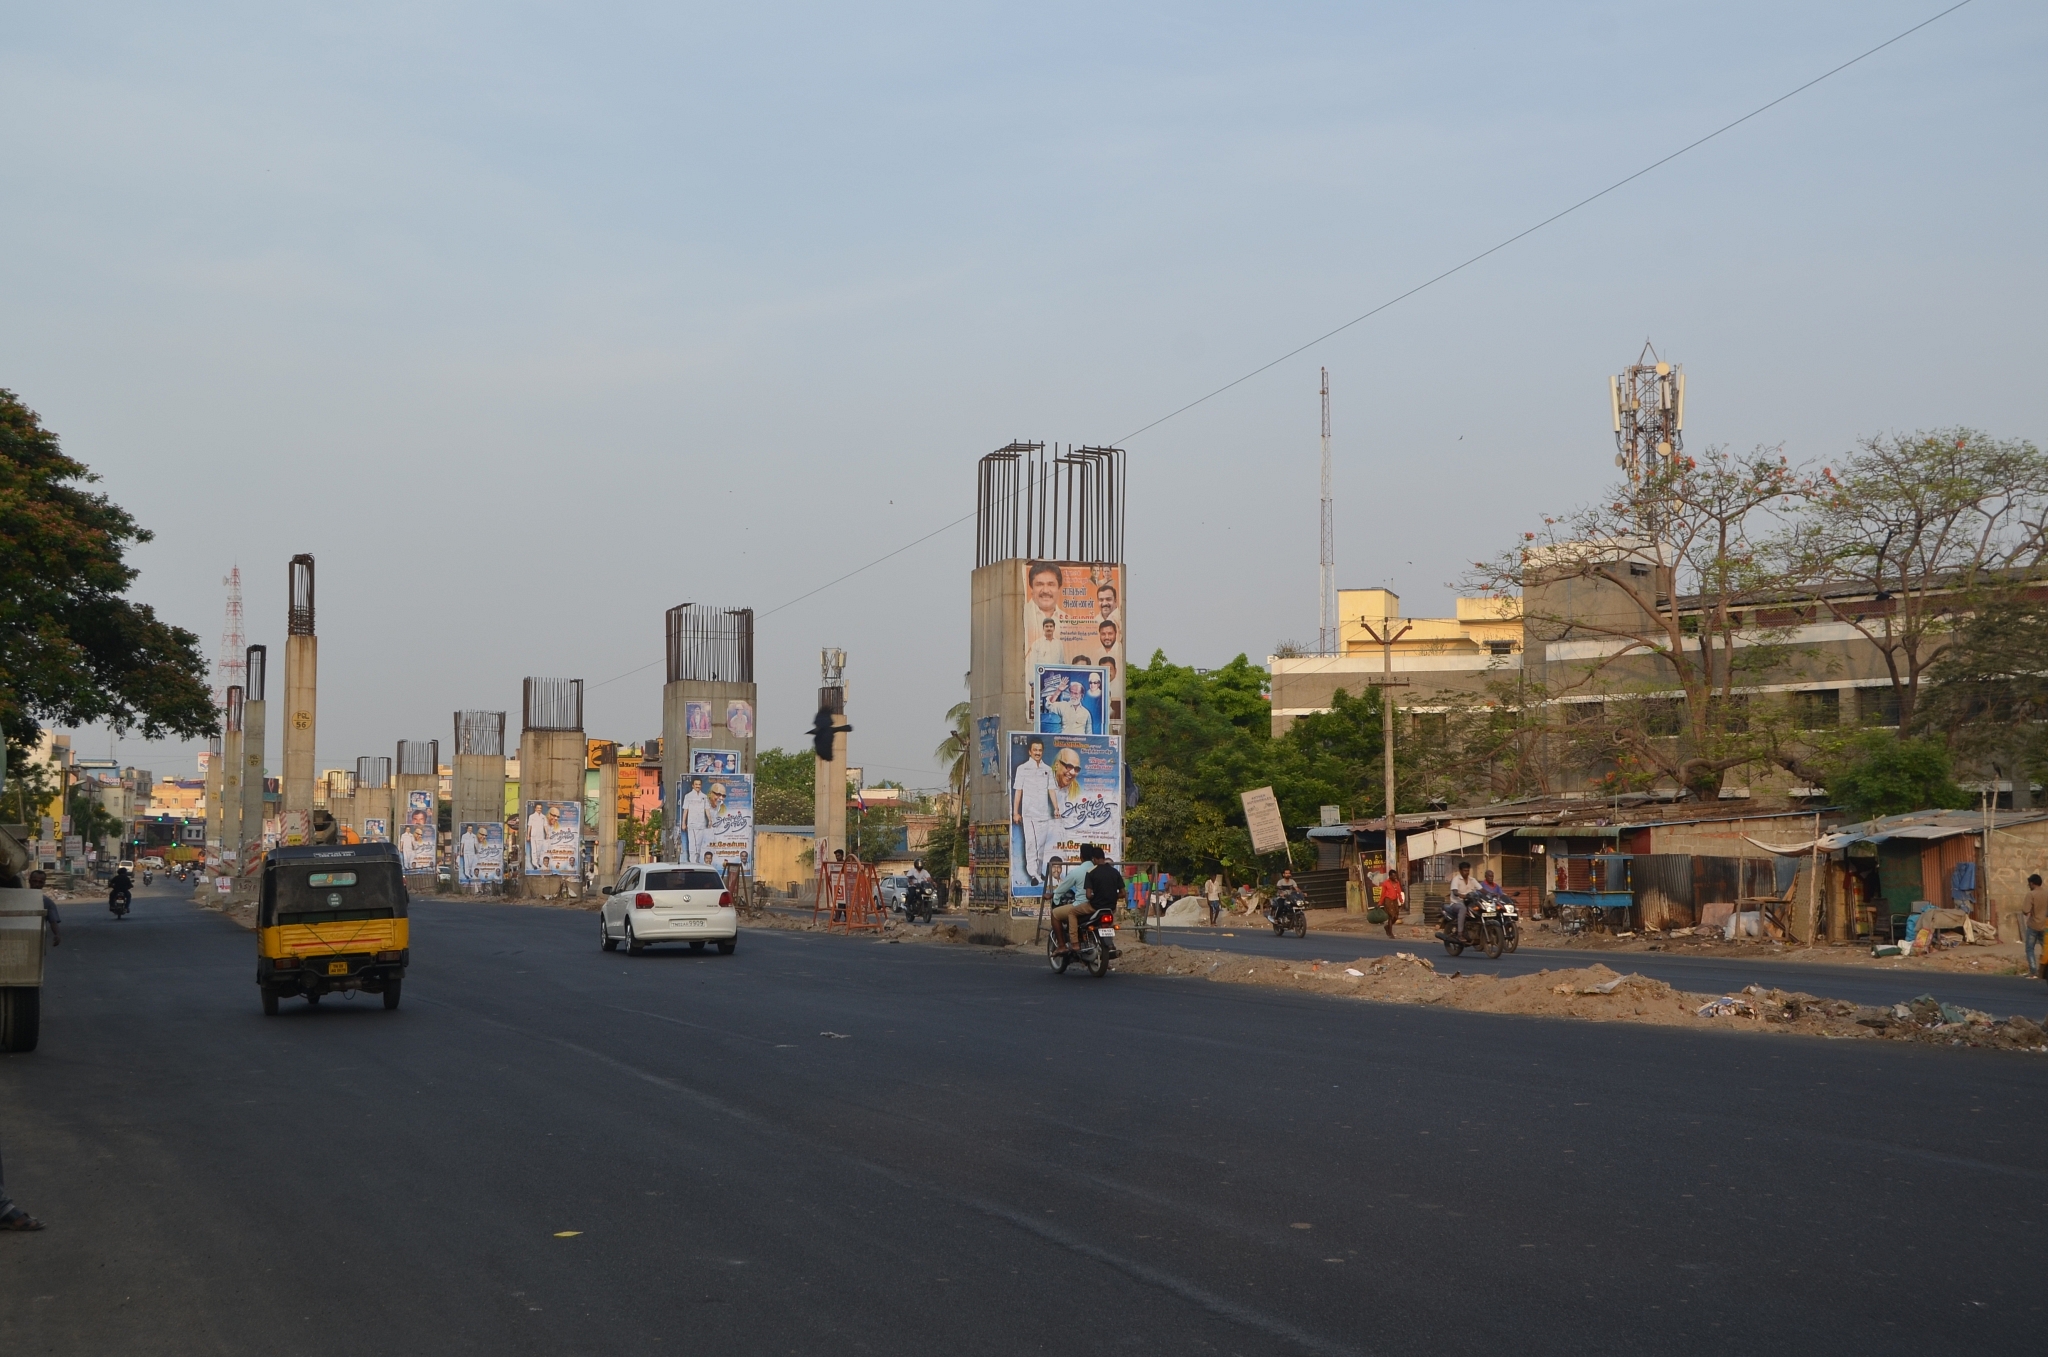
[142,871,154,886]
[1046,904,1119,978]
[108,884,132,920]
[904,879,939,924]
[1435,888,1519,959]
[1268,888,1309,939]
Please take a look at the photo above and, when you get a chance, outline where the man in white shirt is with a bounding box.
[1054,680,1093,734]
[525,803,549,873]
[1444,860,1480,938]
[458,825,480,882]
[680,777,713,865]
[1011,737,1058,887]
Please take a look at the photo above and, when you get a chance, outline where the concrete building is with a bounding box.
[1270,588,1524,734]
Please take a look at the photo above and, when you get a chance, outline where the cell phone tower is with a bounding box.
[1318,368,1337,655]
[1610,339,1685,481]
[215,565,246,711]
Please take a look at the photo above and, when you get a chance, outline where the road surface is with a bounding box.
[4,881,2042,1354]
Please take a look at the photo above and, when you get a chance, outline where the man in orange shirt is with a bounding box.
[1377,871,1405,939]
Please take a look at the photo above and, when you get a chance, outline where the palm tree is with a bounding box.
[934,701,973,808]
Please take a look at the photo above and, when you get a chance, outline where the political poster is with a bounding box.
[1007,731,1121,898]
[455,821,504,884]
[522,799,582,876]
[691,749,740,776]
[399,790,437,873]
[362,817,388,843]
[1021,561,1124,735]
[684,701,713,737]
[1034,664,1108,735]
[976,716,1000,779]
[725,700,754,739]
[697,773,755,873]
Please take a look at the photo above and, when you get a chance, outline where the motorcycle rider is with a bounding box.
[109,864,134,917]
[1443,860,1479,939]
[905,858,933,915]
[1271,868,1303,922]
[1083,845,1126,939]
[1048,852,1091,952]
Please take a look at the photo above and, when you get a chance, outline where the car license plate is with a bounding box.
[1097,928,1117,939]
[327,961,348,975]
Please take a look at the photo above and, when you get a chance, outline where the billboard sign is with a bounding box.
[1022,561,1124,733]
[362,817,388,843]
[456,821,505,884]
[1008,731,1121,898]
[399,790,437,873]
[696,773,754,872]
[684,701,713,737]
[1240,786,1288,856]
[725,700,754,739]
[522,799,582,876]
[691,749,740,776]
[1033,664,1108,735]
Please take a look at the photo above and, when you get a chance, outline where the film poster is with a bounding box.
[1034,664,1108,735]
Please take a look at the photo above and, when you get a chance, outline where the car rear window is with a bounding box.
[645,869,725,891]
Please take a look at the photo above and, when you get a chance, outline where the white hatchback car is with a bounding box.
[600,863,740,955]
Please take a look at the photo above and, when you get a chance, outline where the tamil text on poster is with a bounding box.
[456,821,505,884]
[1007,730,1121,898]
[697,773,755,872]
[522,799,582,876]
[1021,562,1124,734]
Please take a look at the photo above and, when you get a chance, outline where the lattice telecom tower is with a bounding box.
[215,566,245,711]
[1318,368,1336,655]
[1610,340,1685,481]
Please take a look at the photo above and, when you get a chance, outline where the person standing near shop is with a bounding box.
[2025,873,2048,979]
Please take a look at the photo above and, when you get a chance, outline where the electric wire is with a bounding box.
[588,1,1972,694]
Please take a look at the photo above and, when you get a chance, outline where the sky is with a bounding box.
[5,1,2043,788]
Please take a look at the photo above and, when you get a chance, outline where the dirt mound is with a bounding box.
[1115,943,2048,1051]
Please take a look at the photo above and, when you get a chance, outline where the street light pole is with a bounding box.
[1357,619,1412,919]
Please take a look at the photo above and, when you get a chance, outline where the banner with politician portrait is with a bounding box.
[1020,562,1124,735]
[1007,731,1122,898]
[521,799,582,876]
[399,789,437,873]
[1033,665,1107,735]
[684,701,713,737]
[698,774,754,872]
[690,749,740,776]
[455,821,505,884]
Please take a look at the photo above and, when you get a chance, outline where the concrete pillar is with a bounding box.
[221,684,244,870]
[240,645,268,859]
[358,786,392,841]
[517,725,587,897]
[281,555,317,842]
[395,740,440,882]
[813,679,848,865]
[204,737,224,870]
[596,745,619,883]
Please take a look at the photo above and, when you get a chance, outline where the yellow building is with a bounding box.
[1271,589,1524,733]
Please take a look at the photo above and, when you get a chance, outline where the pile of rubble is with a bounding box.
[1113,943,2048,1051]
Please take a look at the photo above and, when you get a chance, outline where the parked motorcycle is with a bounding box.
[1046,904,1120,978]
[1269,888,1309,939]
[1435,888,1519,959]
[904,879,939,924]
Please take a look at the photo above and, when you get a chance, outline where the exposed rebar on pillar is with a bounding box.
[281,555,318,842]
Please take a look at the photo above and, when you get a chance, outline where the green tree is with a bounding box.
[934,700,971,805]
[754,747,814,825]
[0,389,216,758]
[1824,730,1970,820]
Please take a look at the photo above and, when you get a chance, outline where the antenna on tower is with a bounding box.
[1610,340,1685,481]
[215,566,246,711]
[1318,368,1336,656]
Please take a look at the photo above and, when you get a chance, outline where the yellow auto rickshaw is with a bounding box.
[257,843,409,1014]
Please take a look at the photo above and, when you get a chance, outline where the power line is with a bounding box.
[589,0,1971,687]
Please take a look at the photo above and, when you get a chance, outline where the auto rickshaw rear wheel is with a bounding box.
[383,980,402,1011]
[261,985,279,1016]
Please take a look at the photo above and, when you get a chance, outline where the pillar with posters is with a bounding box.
[518,677,586,899]
[659,605,757,873]
[968,444,1126,910]
[452,711,508,889]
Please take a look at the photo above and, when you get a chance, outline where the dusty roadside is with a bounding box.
[1114,940,2048,1051]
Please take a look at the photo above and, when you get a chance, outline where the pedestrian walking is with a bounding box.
[1377,871,1405,939]
[2025,873,2048,979]
[1205,873,1222,926]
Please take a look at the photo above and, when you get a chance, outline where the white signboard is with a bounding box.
[1240,786,1288,857]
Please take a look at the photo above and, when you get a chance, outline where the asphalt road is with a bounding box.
[4,881,2045,1355]
[1140,921,2048,1018]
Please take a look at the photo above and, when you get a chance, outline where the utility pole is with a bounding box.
[1318,369,1336,655]
[1357,618,1412,917]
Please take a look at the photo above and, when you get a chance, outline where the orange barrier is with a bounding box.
[813,859,884,931]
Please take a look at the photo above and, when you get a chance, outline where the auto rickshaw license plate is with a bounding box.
[327,961,348,975]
